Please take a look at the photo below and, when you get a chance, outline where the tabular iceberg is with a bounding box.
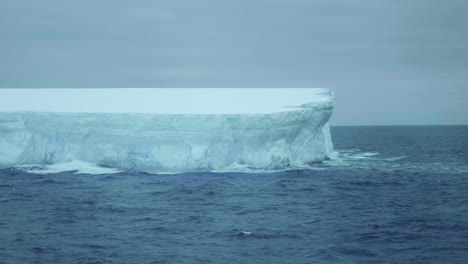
[0,88,334,173]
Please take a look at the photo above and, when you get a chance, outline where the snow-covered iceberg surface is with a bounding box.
[0,88,334,173]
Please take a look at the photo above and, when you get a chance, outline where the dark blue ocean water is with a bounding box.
[1,126,468,264]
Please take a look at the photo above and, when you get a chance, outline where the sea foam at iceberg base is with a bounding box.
[0,88,335,174]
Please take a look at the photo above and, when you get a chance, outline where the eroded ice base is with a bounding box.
[0,88,334,173]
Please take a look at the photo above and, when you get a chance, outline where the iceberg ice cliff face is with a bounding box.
[0,88,334,173]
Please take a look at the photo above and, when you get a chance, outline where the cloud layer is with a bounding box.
[1,0,467,125]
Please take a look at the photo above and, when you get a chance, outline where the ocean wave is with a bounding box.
[15,161,122,175]
[7,149,468,175]
[324,149,468,174]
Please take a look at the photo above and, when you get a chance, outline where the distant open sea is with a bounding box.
[1,126,467,264]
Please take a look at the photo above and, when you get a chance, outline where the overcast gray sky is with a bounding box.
[1,0,467,125]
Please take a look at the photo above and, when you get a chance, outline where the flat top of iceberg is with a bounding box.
[0,88,333,114]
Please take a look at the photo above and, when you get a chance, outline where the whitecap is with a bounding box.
[383,156,408,162]
[345,152,380,160]
[16,160,121,175]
